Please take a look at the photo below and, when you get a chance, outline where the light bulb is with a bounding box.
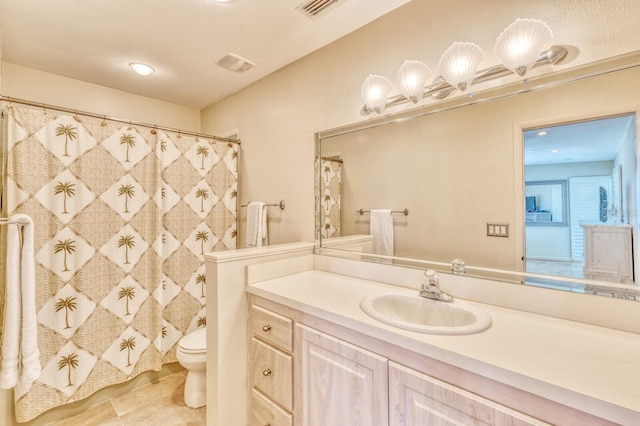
[438,42,484,92]
[397,60,431,103]
[129,62,155,76]
[494,19,552,76]
[361,74,393,114]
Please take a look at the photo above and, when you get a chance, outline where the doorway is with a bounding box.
[523,113,637,284]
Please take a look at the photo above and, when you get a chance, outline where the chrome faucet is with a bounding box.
[419,270,454,302]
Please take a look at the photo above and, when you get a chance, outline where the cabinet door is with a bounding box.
[296,324,388,426]
[389,362,550,426]
[583,225,634,282]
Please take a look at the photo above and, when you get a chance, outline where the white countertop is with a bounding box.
[248,269,640,425]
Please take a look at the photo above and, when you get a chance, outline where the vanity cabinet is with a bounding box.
[581,224,634,283]
[295,324,388,426]
[249,304,294,426]
[294,325,546,426]
[389,362,549,425]
[249,295,614,426]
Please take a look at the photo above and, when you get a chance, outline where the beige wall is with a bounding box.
[1,62,201,131]
[0,30,3,92]
[0,62,201,426]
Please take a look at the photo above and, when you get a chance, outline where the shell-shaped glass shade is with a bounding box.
[397,60,432,103]
[438,42,485,92]
[494,18,552,76]
[361,74,393,114]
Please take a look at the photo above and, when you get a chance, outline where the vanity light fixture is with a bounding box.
[494,19,553,77]
[360,18,566,115]
[129,62,155,76]
[397,60,432,103]
[361,74,393,114]
[438,42,485,92]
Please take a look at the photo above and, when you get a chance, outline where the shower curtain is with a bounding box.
[319,158,342,238]
[2,105,238,421]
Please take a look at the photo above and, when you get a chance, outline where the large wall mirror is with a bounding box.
[315,52,640,299]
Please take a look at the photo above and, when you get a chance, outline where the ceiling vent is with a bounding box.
[216,53,255,72]
[296,0,343,20]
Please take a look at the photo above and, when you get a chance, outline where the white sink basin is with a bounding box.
[360,293,491,335]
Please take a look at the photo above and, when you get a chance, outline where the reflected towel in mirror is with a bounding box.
[370,209,393,258]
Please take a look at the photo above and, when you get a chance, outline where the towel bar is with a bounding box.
[241,200,285,210]
[357,208,409,216]
[0,219,24,226]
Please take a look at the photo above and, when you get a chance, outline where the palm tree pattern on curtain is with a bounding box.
[4,105,238,422]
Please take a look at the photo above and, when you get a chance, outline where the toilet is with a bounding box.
[176,327,207,408]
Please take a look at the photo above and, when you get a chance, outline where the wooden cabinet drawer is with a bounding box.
[250,304,293,352]
[251,337,293,411]
[250,388,293,426]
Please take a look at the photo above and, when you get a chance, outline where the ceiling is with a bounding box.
[0,0,410,109]
[2,0,640,114]
[524,114,636,166]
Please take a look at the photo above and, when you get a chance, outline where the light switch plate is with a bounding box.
[487,223,509,237]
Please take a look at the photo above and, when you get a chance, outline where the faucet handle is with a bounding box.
[451,258,466,275]
[424,269,439,286]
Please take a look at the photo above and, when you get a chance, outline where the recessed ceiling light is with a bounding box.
[537,130,548,136]
[129,62,155,76]
[551,149,559,153]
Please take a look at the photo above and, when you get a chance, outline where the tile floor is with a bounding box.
[526,259,584,279]
[525,259,586,292]
[44,371,205,426]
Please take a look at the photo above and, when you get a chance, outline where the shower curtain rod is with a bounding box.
[0,95,240,145]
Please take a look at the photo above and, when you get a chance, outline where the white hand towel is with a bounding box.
[370,209,394,258]
[0,217,21,388]
[246,202,268,247]
[1,214,41,391]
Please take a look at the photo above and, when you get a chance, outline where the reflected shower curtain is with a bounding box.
[3,105,238,421]
[320,159,342,238]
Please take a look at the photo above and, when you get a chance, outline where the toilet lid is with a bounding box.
[179,327,206,353]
